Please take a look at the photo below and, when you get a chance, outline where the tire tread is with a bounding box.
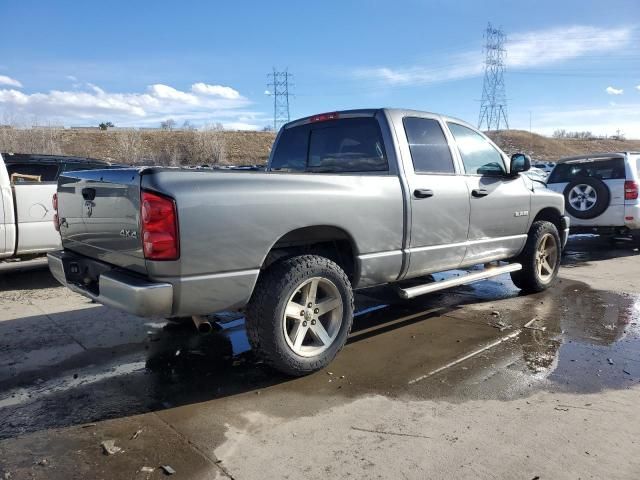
[245,254,354,376]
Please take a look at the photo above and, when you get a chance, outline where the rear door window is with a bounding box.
[447,123,506,175]
[548,158,625,183]
[308,118,387,172]
[6,163,59,183]
[403,117,455,174]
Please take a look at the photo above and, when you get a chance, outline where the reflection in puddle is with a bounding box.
[518,284,639,391]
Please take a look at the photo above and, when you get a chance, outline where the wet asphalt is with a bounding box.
[0,235,639,479]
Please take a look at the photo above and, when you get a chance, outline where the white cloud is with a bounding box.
[606,86,624,95]
[353,53,482,86]
[66,75,77,82]
[223,121,261,130]
[528,102,640,138]
[636,85,640,91]
[353,25,634,87]
[0,82,259,128]
[191,83,241,99]
[507,26,631,68]
[0,75,22,88]
[148,83,198,104]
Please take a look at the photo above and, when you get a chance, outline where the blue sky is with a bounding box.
[1,0,639,136]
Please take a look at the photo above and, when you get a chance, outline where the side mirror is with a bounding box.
[510,153,531,175]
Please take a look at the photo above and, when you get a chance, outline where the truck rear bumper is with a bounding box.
[48,250,173,317]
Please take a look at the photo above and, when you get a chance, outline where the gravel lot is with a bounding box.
[0,235,639,479]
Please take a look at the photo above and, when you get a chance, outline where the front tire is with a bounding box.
[245,255,354,376]
[511,221,561,293]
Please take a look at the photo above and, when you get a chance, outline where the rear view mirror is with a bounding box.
[510,153,531,175]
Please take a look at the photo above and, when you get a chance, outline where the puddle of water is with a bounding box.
[0,274,639,440]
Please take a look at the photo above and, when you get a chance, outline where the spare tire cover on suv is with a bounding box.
[563,176,610,219]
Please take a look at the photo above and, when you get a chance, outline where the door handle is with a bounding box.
[414,188,434,199]
[81,188,96,201]
[471,188,489,198]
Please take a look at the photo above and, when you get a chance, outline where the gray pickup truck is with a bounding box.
[48,109,569,375]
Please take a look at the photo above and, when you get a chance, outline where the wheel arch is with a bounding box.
[531,207,564,239]
[260,225,360,284]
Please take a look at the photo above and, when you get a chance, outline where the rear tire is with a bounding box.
[511,221,561,293]
[245,255,354,376]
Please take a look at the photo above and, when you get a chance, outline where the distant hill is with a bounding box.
[1,127,638,166]
[487,130,640,162]
[56,129,277,165]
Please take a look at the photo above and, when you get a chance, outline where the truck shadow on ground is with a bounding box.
[0,266,60,292]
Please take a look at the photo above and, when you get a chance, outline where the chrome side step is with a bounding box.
[397,263,522,299]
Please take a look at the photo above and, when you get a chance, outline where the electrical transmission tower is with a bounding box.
[267,69,293,131]
[478,23,509,131]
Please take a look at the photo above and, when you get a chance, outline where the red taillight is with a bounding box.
[141,190,179,260]
[52,193,59,231]
[624,180,639,200]
[309,112,339,123]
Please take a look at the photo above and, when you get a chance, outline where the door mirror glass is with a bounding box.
[510,153,531,175]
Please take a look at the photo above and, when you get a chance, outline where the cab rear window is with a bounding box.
[270,117,388,173]
[548,158,625,183]
[6,163,59,183]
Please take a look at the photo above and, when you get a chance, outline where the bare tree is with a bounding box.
[186,129,226,165]
[160,119,176,131]
[0,123,63,155]
[181,120,196,131]
[552,129,567,139]
[114,129,145,164]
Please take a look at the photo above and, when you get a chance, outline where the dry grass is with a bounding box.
[488,130,640,162]
[0,128,276,166]
[1,127,638,167]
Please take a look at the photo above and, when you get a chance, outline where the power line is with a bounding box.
[478,22,509,131]
[266,68,293,131]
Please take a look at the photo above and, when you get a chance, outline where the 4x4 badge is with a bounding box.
[514,210,529,217]
[119,229,138,239]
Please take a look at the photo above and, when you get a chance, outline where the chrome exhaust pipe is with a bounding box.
[192,315,212,333]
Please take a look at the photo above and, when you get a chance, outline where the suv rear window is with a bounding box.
[548,158,625,183]
[270,117,388,173]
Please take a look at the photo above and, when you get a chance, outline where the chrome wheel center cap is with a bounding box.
[304,310,313,321]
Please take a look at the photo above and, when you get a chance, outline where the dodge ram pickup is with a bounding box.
[48,109,569,375]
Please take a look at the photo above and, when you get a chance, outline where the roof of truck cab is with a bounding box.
[1,153,112,165]
[556,152,627,164]
[283,108,470,129]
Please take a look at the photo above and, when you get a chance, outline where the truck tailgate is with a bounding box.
[57,168,147,274]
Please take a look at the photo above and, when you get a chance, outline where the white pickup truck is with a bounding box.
[0,153,114,269]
